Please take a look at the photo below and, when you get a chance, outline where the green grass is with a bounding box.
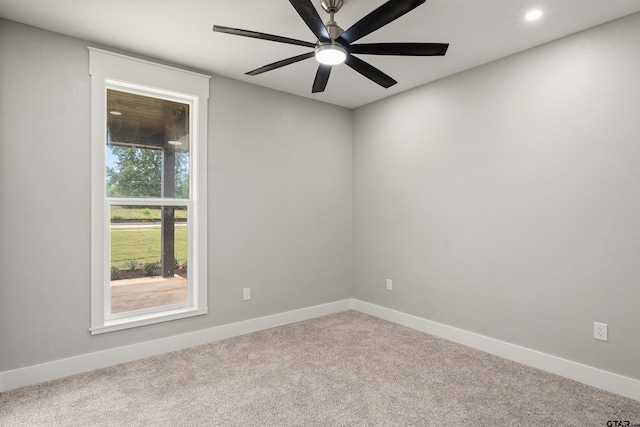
[111,226,187,270]
[110,206,188,221]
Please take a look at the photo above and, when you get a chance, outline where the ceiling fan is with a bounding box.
[213,0,449,93]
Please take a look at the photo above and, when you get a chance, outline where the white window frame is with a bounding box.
[89,48,209,334]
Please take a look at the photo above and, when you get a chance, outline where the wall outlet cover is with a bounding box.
[594,322,608,341]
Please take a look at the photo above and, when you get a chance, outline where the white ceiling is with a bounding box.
[2,0,640,109]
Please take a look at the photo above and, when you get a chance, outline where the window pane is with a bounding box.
[110,205,188,314]
[106,89,190,199]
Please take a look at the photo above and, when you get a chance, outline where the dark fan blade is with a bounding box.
[344,54,397,88]
[213,25,315,48]
[289,0,331,42]
[337,0,426,45]
[246,52,315,76]
[349,42,449,56]
[312,64,332,93]
[344,55,398,89]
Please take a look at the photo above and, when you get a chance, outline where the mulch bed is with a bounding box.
[113,268,187,280]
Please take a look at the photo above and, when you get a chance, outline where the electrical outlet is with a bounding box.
[594,322,607,341]
[386,279,392,291]
[243,288,251,301]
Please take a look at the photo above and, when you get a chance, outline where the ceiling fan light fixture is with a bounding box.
[315,43,347,65]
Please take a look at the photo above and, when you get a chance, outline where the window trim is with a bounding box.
[89,48,210,335]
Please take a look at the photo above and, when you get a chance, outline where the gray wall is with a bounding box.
[0,19,352,372]
[353,12,640,380]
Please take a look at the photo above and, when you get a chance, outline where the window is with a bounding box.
[89,48,209,334]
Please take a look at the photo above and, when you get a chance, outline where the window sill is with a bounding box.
[90,307,208,335]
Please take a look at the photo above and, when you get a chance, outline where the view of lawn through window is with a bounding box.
[110,206,188,271]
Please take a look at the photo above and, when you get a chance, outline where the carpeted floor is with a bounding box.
[1,311,639,426]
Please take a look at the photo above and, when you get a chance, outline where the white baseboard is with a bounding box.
[352,299,640,402]
[3,298,638,402]
[0,299,352,393]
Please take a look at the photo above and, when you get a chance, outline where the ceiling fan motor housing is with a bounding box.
[325,20,344,40]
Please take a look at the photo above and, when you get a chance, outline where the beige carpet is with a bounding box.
[1,311,639,426]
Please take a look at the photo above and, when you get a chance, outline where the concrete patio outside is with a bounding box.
[110,275,187,313]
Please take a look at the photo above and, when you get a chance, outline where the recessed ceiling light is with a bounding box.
[168,140,182,146]
[525,10,543,21]
[109,111,122,116]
